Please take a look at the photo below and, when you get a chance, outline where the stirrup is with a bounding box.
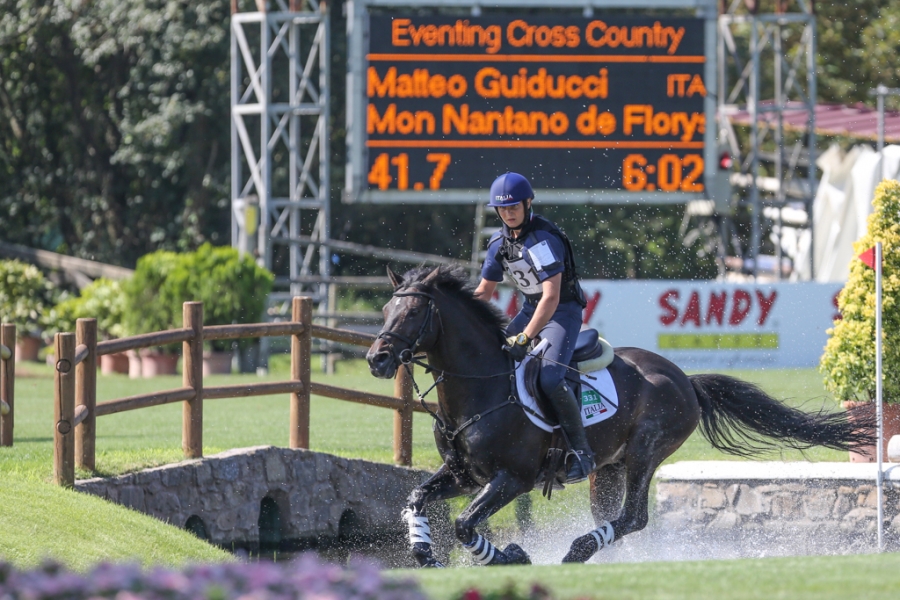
[564,451,595,484]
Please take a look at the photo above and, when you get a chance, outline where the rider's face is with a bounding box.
[498,200,530,230]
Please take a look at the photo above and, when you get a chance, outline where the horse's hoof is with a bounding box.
[562,535,598,563]
[503,543,531,565]
[412,542,444,568]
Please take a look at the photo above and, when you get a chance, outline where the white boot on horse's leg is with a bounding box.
[402,507,445,568]
[462,534,531,566]
[563,521,614,563]
[547,381,596,484]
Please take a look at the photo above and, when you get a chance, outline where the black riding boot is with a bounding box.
[547,381,596,484]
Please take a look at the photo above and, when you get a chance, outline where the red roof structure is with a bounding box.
[727,101,900,143]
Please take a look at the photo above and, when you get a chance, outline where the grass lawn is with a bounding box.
[1,358,849,481]
[404,553,900,600]
[0,477,232,569]
[1,355,884,583]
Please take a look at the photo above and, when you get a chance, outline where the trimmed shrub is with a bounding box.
[0,259,59,335]
[0,555,426,599]
[166,243,274,331]
[48,278,127,339]
[123,245,274,350]
[123,250,182,338]
[820,179,900,403]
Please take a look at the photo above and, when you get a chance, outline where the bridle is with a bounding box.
[374,286,523,441]
[375,288,439,366]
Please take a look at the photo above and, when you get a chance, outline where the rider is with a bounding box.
[473,172,595,484]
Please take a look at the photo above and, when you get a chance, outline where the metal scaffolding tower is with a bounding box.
[231,0,331,311]
[717,0,817,278]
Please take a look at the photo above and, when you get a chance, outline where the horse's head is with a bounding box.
[366,266,443,379]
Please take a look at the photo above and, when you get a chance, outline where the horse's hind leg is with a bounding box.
[589,462,626,524]
[564,433,675,563]
[404,465,476,568]
[455,470,532,566]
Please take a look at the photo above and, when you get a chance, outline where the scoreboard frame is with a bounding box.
[345,0,719,204]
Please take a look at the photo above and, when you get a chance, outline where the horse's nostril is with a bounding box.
[368,350,390,368]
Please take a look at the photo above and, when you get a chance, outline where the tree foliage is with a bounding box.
[0,1,895,279]
[0,0,231,266]
[820,180,900,403]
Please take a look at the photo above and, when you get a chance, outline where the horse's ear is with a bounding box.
[387,266,404,289]
[423,266,442,285]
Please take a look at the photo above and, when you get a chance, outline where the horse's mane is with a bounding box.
[401,265,507,343]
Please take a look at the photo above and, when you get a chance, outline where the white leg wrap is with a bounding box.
[401,508,432,546]
[463,534,497,565]
[589,521,615,550]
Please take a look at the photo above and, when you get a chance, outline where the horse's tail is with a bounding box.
[689,373,875,456]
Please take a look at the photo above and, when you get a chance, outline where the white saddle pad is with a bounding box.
[515,338,620,433]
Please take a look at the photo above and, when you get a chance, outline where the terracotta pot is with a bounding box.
[139,350,179,378]
[842,401,900,463]
[127,350,143,379]
[100,352,130,375]
[15,335,42,363]
[203,351,233,376]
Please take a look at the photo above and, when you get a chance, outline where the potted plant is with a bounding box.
[49,278,129,374]
[123,245,274,377]
[165,243,274,375]
[123,250,182,377]
[820,179,900,462]
[0,259,58,362]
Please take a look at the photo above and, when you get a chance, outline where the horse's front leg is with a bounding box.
[455,470,532,566]
[404,464,475,568]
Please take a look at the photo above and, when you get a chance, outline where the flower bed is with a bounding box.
[0,555,426,600]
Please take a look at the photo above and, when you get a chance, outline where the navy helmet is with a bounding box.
[488,172,534,207]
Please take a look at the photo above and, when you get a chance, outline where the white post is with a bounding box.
[875,241,884,552]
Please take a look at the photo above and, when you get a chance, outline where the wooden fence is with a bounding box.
[52,297,433,487]
[0,324,14,446]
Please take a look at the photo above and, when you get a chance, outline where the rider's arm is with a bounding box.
[522,273,561,340]
[473,278,498,302]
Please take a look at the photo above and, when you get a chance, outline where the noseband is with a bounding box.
[375,289,438,365]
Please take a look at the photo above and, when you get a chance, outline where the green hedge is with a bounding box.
[123,244,274,350]
[0,259,59,336]
[49,278,126,340]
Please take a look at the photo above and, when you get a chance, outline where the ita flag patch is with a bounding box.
[858,246,877,270]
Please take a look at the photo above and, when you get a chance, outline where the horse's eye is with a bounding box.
[409,306,420,316]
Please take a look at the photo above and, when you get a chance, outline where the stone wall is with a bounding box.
[655,461,900,554]
[76,446,442,561]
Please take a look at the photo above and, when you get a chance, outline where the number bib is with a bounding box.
[504,257,542,295]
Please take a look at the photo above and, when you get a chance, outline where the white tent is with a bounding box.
[782,144,900,282]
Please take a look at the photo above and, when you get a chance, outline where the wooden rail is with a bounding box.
[52,297,419,487]
[0,323,15,447]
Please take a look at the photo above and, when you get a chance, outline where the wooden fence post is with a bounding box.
[75,319,97,471]
[393,364,414,466]
[290,296,311,449]
[0,323,15,447]
[182,302,204,459]
[53,333,76,487]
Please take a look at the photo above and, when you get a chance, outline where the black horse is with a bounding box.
[366,265,873,567]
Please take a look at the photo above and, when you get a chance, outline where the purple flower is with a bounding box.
[0,555,427,600]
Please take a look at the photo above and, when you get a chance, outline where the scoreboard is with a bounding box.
[345,5,718,204]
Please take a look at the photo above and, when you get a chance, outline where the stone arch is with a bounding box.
[258,491,290,551]
[338,508,363,544]
[184,515,209,540]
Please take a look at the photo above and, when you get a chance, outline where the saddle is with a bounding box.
[522,329,614,497]
[523,328,613,402]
